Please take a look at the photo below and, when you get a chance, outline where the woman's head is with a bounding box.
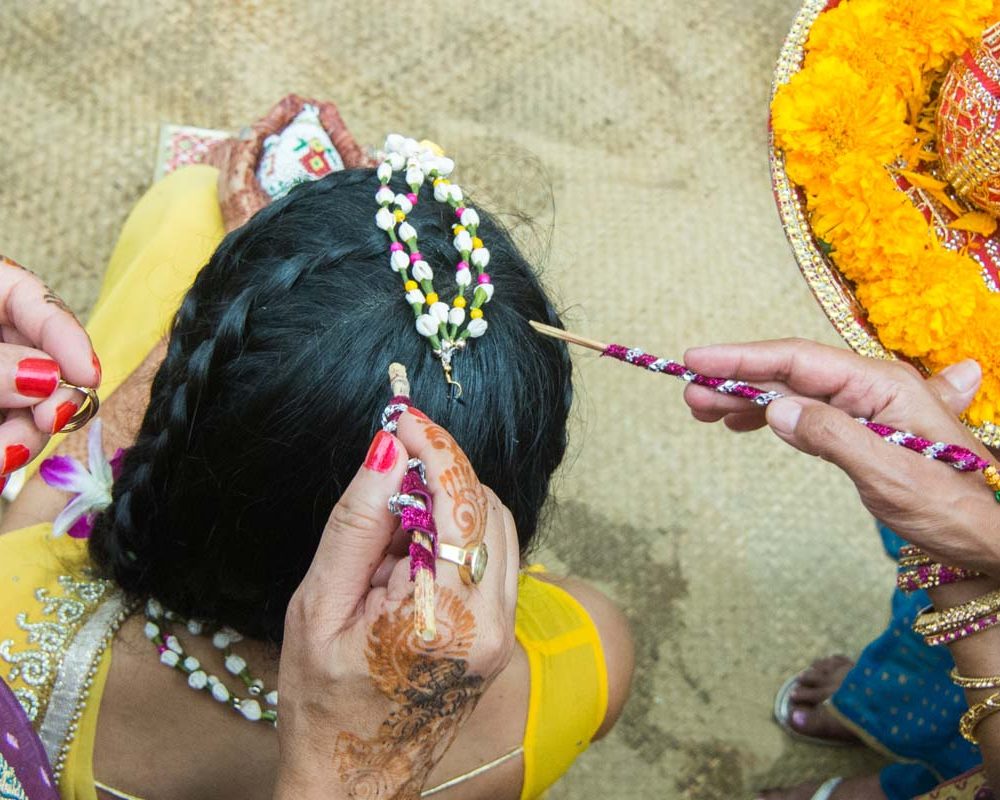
[89,168,571,642]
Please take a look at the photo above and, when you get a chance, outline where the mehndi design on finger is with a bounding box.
[412,417,488,544]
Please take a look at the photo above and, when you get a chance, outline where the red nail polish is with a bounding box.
[52,401,79,434]
[15,358,59,398]
[408,407,429,421]
[92,352,102,383]
[3,444,30,473]
[0,476,8,495]
[363,431,397,473]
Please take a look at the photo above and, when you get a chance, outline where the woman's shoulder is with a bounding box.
[0,524,115,725]
[517,570,633,739]
[0,524,94,596]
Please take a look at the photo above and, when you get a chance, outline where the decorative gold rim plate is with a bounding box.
[769,0,1000,446]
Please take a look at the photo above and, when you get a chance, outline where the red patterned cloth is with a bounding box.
[916,769,994,800]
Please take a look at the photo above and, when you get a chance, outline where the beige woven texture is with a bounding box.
[0,1,893,797]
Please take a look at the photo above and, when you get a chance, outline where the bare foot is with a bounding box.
[757,774,886,800]
[787,655,859,743]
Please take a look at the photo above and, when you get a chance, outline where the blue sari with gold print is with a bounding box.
[829,524,981,800]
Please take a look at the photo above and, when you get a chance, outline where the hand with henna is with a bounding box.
[0,255,101,488]
[682,337,1000,576]
[204,93,369,233]
[274,407,518,800]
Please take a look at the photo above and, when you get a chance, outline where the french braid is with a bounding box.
[89,169,572,641]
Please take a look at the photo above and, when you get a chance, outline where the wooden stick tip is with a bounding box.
[388,362,411,397]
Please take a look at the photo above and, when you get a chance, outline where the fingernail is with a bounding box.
[2,444,30,473]
[363,431,397,473]
[791,709,808,730]
[408,407,429,421]
[52,401,79,434]
[15,358,59,398]
[943,359,981,393]
[768,398,802,434]
[0,476,8,495]
[92,352,102,383]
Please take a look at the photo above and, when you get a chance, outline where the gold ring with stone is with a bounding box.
[56,381,100,433]
[437,540,488,586]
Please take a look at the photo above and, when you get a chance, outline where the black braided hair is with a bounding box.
[88,168,572,642]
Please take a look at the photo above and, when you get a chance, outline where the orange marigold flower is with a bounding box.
[773,58,911,195]
[807,1,919,93]
[928,293,1000,424]
[858,250,980,356]
[772,0,1000,424]
[878,0,996,70]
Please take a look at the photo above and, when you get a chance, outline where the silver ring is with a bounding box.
[437,540,488,585]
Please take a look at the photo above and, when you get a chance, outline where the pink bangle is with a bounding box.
[897,563,982,593]
[925,613,1000,647]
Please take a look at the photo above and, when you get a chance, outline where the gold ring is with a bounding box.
[437,541,488,585]
[56,381,100,433]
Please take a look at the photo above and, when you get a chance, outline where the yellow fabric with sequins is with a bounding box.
[0,524,114,800]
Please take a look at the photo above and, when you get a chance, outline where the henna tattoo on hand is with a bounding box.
[413,418,488,544]
[0,255,29,272]
[334,589,484,799]
[439,462,488,544]
[0,255,81,323]
[42,289,78,319]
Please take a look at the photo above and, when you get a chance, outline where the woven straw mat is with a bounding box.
[0,2,892,797]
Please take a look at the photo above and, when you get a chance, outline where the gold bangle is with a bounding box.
[898,544,933,568]
[951,668,1000,690]
[898,553,934,568]
[913,588,1000,637]
[960,691,1000,744]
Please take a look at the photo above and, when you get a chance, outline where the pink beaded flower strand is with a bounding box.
[529,321,1000,501]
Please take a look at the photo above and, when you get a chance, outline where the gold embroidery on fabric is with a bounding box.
[9,691,37,723]
[44,594,129,783]
[0,575,109,723]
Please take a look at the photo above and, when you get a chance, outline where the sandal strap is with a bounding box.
[811,777,844,800]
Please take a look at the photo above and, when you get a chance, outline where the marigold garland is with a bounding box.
[772,0,1000,424]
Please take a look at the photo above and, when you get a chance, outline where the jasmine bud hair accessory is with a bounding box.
[375,135,494,398]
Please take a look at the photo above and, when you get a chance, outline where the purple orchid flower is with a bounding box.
[39,420,124,538]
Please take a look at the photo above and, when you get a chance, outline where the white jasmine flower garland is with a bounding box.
[374,134,495,390]
[144,600,278,726]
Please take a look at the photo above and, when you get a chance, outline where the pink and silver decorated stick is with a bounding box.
[383,362,437,641]
[528,321,1000,494]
